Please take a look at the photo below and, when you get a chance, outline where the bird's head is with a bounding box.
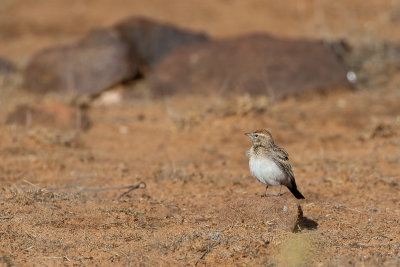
[245,129,274,147]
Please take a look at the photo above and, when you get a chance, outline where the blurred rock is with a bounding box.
[5,101,90,130]
[0,57,21,90]
[0,57,17,74]
[339,42,400,89]
[115,16,209,71]
[92,88,123,106]
[149,34,349,99]
[220,195,302,232]
[23,28,138,95]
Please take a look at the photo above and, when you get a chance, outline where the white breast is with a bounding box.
[249,157,286,186]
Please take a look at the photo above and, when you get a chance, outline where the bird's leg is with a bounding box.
[261,186,269,197]
[278,185,283,196]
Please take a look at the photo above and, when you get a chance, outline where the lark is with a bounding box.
[245,129,305,199]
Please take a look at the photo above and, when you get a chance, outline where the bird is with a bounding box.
[245,129,305,199]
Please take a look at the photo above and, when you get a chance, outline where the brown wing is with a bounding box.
[273,145,289,161]
[270,145,297,187]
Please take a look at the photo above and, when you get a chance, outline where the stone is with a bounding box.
[0,57,20,90]
[5,101,90,130]
[148,34,350,99]
[23,28,138,95]
[115,16,209,71]
[0,57,17,74]
[220,195,303,232]
[339,41,400,89]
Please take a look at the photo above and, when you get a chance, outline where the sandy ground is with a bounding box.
[1,0,400,266]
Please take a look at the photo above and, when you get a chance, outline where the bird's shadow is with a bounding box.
[294,206,318,232]
[295,216,318,232]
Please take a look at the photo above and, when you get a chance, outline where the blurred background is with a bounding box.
[2,0,400,58]
[0,1,400,266]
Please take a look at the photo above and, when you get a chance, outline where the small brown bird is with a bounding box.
[245,129,305,199]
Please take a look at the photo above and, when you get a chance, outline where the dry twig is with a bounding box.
[45,181,146,200]
[194,245,210,266]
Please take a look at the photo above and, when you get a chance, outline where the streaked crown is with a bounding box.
[245,129,275,147]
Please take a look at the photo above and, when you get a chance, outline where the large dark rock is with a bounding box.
[115,16,209,71]
[148,34,350,99]
[0,57,17,74]
[0,57,19,90]
[23,28,138,95]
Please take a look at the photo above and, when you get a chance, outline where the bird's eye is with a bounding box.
[254,134,258,137]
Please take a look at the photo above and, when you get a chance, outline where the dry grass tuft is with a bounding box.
[275,234,316,267]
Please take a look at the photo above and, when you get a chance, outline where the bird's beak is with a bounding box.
[245,133,252,137]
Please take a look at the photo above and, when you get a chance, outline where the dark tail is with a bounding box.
[287,186,305,199]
